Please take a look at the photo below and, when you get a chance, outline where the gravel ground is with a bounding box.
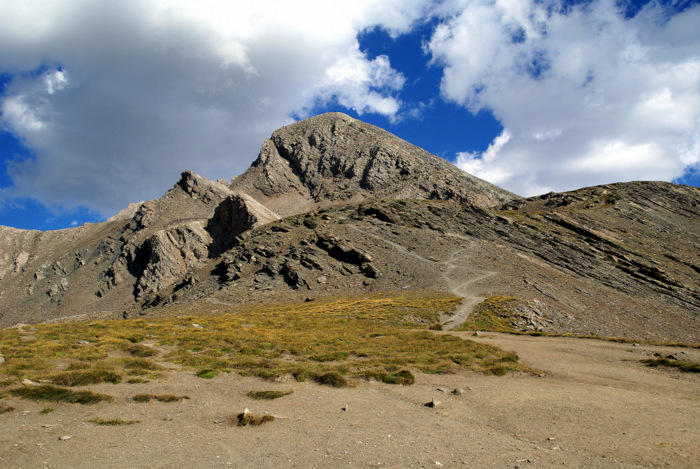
[1,332,698,468]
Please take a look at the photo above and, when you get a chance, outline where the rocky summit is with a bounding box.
[0,113,698,343]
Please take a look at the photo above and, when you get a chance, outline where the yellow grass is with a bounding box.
[0,291,528,389]
[453,295,521,332]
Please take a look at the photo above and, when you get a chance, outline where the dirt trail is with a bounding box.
[350,226,497,328]
[1,333,697,468]
[438,247,497,329]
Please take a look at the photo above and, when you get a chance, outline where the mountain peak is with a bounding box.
[231,113,518,216]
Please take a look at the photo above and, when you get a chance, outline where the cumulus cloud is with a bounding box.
[0,0,427,216]
[2,0,698,219]
[430,0,700,195]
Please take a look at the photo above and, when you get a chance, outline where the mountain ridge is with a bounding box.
[0,113,698,342]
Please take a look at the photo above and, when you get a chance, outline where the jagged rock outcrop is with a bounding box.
[207,193,280,256]
[130,221,211,299]
[231,113,518,216]
[0,227,37,281]
[178,170,233,204]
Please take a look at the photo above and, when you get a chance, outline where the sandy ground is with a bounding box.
[1,332,698,468]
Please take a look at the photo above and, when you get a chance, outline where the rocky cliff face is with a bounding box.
[0,113,698,343]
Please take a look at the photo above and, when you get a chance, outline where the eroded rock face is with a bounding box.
[207,193,280,256]
[0,227,38,282]
[130,222,211,300]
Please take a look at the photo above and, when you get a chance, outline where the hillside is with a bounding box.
[0,113,698,343]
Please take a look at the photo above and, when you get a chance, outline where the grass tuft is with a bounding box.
[246,390,293,400]
[641,358,700,373]
[125,344,157,357]
[196,369,218,379]
[0,402,14,414]
[133,394,189,403]
[0,379,17,387]
[236,412,275,427]
[10,385,113,405]
[363,369,415,385]
[89,417,140,426]
[313,371,348,388]
[47,369,121,386]
[40,407,54,414]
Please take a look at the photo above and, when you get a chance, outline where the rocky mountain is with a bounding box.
[230,112,516,216]
[0,113,698,343]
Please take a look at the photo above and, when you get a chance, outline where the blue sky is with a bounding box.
[1,0,699,230]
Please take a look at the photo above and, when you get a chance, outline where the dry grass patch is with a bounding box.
[0,402,14,414]
[641,358,700,373]
[246,390,293,400]
[89,418,140,426]
[46,369,121,386]
[10,385,113,405]
[133,394,190,403]
[454,296,521,332]
[0,379,17,387]
[235,411,275,427]
[124,344,157,357]
[0,291,528,390]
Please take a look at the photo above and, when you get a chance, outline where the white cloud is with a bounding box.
[1,96,46,132]
[0,0,428,216]
[316,53,405,117]
[429,0,700,195]
[2,0,697,219]
[456,129,513,185]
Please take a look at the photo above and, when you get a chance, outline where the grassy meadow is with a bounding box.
[0,291,528,404]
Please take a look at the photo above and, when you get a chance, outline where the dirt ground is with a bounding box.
[1,332,698,468]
